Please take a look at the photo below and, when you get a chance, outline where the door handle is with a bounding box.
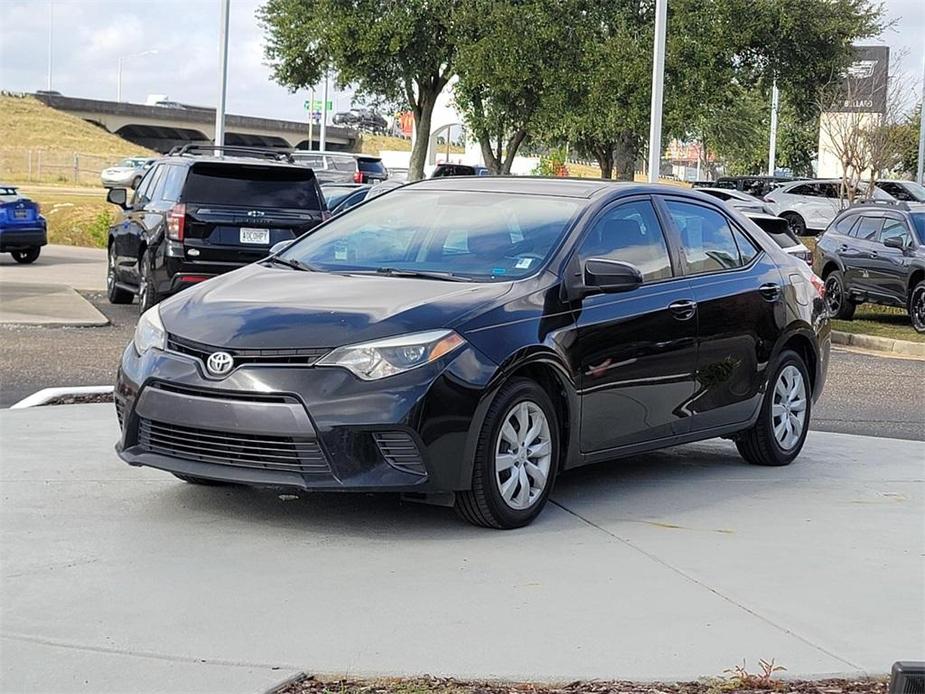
[759,283,782,302]
[838,244,849,253]
[869,250,878,257]
[668,299,697,320]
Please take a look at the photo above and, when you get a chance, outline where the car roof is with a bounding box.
[407,176,661,199]
[159,154,308,170]
[292,151,381,161]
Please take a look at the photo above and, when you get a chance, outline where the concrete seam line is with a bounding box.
[0,632,301,672]
[547,499,864,672]
[9,385,113,409]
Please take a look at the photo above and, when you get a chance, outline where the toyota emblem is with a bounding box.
[206,351,234,376]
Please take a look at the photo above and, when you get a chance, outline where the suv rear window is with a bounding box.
[357,158,386,174]
[182,164,321,209]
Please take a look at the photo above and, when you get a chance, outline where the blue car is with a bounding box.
[0,184,47,264]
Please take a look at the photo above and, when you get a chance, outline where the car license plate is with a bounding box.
[240,228,269,244]
[13,210,28,219]
[368,178,381,184]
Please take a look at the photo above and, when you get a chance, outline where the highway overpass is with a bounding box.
[33,94,358,153]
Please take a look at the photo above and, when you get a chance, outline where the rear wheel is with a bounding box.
[137,249,160,314]
[781,212,807,237]
[909,280,925,334]
[11,247,40,264]
[735,350,811,466]
[823,270,856,320]
[107,244,134,304]
[456,379,559,529]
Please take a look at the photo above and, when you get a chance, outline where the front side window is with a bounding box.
[879,219,910,246]
[131,166,159,207]
[666,200,744,274]
[852,216,883,240]
[577,200,672,282]
[281,190,580,281]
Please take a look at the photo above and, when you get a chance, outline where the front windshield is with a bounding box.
[910,213,925,244]
[280,189,581,281]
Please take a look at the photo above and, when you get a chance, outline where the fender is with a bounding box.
[455,346,581,489]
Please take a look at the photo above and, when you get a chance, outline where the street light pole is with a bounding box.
[214,0,230,150]
[308,88,315,151]
[116,50,158,102]
[320,70,329,151]
[768,81,780,177]
[647,0,668,183]
[46,2,53,91]
[917,55,925,186]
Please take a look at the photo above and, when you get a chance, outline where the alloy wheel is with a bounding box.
[107,247,116,292]
[494,400,552,510]
[824,275,842,316]
[912,287,925,333]
[771,364,807,451]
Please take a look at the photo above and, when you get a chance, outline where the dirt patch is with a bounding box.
[40,392,114,406]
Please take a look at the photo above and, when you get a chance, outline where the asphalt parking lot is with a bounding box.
[1,403,922,693]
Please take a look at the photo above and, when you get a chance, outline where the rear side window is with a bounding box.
[666,200,745,274]
[159,165,186,203]
[181,164,321,210]
[879,219,910,246]
[578,200,673,282]
[852,216,883,240]
[329,155,357,172]
[789,184,816,196]
[732,227,759,264]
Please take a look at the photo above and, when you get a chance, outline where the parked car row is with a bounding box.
[112,175,830,527]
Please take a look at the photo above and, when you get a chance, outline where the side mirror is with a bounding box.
[584,258,643,294]
[883,236,905,250]
[269,240,293,256]
[106,188,128,209]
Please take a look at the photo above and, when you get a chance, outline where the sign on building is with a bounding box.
[833,45,889,114]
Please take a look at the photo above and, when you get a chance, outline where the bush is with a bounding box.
[532,148,570,177]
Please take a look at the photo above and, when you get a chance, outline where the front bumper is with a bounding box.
[0,225,47,251]
[115,341,498,492]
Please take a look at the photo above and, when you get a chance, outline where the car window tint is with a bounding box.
[820,184,840,198]
[879,219,909,245]
[357,159,387,174]
[132,166,158,206]
[182,164,322,210]
[147,165,169,202]
[666,200,743,274]
[853,216,883,240]
[833,214,857,235]
[577,200,673,282]
[789,184,815,196]
[159,165,186,203]
[329,156,357,172]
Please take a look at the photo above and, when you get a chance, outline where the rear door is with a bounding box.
[178,163,325,265]
[661,196,785,431]
[870,215,914,302]
[844,215,884,293]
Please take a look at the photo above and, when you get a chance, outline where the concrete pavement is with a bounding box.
[0,282,107,326]
[1,404,922,693]
[0,244,107,291]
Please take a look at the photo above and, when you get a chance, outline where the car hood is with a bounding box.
[158,263,513,349]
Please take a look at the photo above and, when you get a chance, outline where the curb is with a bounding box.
[831,330,925,358]
[264,672,310,694]
[9,385,114,409]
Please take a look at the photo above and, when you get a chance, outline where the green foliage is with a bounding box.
[88,210,112,248]
[258,0,458,180]
[532,148,569,177]
[896,107,922,177]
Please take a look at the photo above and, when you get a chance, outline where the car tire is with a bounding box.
[735,350,811,467]
[456,378,559,529]
[137,249,160,314]
[172,473,232,486]
[11,247,41,264]
[909,280,925,334]
[823,270,856,320]
[107,244,134,304]
[781,212,807,237]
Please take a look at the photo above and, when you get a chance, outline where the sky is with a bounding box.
[0,0,923,125]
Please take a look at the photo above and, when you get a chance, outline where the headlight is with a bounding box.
[317,329,465,380]
[133,306,166,355]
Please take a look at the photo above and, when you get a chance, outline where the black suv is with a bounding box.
[814,201,925,332]
[105,145,327,313]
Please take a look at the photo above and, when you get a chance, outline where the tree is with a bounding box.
[452,0,587,175]
[258,0,458,180]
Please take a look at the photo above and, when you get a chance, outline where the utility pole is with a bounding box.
[214,0,230,151]
[647,0,668,183]
[917,55,925,186]
[320,70,329,151]
[46,2,53,91]
[768,81,780,177]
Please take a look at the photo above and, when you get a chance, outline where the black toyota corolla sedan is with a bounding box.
[115,178,830,528]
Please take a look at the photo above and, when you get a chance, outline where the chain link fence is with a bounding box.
[0,148,122,186]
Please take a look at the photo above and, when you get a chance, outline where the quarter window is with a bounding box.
[666,200,745,274]
[578,200,673,282]
[833,214,857,235]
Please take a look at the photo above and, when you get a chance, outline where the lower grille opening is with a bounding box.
[373,432,426,476]
[138,418,330,476]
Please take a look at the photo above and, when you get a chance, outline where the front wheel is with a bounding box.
[456,379,559,529]
[908,281,925,334]
[11,247,40,264]
[735,350,811,466]
[137,249,160,314]
[823,270,856,320]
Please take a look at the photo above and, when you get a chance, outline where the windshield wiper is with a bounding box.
[263,255,315,272]
[369,267,470,282]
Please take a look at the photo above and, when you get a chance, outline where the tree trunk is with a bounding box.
[595,144,615,179]
[612,131,637,181]
[479,135,502,174]
[408,76,448,181]
[500,129,527,174]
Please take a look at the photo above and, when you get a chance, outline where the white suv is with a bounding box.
[764,179,894,235]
